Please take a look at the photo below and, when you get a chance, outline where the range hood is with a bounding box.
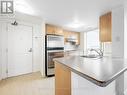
[67,38,77,42]
[66,36,78,44]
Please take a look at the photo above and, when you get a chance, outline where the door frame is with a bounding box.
[5,20,34,78]
[0,14,44,79]
[7,21,34,77]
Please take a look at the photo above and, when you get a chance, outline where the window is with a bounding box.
[86,29,100,49]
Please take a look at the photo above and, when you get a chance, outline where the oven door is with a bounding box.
[46,51,64,76]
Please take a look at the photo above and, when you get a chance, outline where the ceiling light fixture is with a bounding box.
[67,17,85,29]
[68,22,84,29]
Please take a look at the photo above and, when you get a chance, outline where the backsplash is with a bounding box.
[64,43,79,51]
[64,42,112,56]
[101,42,112,56]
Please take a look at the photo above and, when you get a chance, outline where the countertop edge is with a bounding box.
[54,60,127,87]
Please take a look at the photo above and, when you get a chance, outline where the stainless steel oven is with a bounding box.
[45,35,64,76]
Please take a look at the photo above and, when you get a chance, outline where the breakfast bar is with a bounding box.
[54,56,127,95]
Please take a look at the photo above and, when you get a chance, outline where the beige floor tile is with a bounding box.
[0,72,55,95]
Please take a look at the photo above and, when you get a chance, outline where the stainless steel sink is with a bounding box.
[80,55,102,59]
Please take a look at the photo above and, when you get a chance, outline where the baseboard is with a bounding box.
[32,71,45,78]
[40,71,45,77]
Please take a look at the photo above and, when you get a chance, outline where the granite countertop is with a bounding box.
[54,56,127,87]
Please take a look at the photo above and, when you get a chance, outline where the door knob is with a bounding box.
[28,48,32,52]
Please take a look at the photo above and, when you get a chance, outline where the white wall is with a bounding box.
[0,22,8,79]
[86,29,100,49]
[0,23,2,80]
[33,24,43,72]
[79,32,87,54]
[0,12,45,79]
[112,6,124,58]
[79,32,85,50]
[112,6,125,95]
[124,3,127,94]
[124,1,127,59]
[41,21,46,77]
[101,42,112,56]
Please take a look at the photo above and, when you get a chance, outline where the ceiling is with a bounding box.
[14,0,124,32]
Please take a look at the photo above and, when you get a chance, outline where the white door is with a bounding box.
[7,23,33,77]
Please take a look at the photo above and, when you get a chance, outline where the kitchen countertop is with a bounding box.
[54,56,127,87]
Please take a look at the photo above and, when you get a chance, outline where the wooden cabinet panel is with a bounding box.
[46,24,63,35]
[46,24,55,34]
[77,32,80,45]
[99,12,112,42]
[46,24,80,44]
[55,62,71,95]
[55,27,63,35]
[63,30,71,43]
[73,32,80,45]
[63,30,80,45]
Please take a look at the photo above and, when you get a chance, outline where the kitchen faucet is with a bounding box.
[90,48,103,57]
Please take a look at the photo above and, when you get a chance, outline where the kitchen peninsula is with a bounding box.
[54,56,127,95]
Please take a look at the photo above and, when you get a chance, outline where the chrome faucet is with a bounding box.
[90,49,103,57]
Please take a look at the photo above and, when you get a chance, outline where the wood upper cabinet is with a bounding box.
[46,24,80,44]
[63,30,71,43]
[46,24,55,34]
[73,32,80,45]
[63,30,80,45]
[55,27,63,35]
[99,12,112,42]
[46,24,63,35]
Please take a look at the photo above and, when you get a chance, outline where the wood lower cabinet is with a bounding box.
[55,62,71,95]
[99,12,112,42]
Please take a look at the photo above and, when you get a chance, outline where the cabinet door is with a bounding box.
[64,30,70,43]
[46,24,55,34]
[55,27,63,35]
[55,62,71,95]
[77,32,80,45]
[99,12,112,42]
[63,30,80,45]
[74,32,80,45]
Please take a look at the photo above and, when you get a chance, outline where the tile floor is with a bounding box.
[0,72,55,95]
